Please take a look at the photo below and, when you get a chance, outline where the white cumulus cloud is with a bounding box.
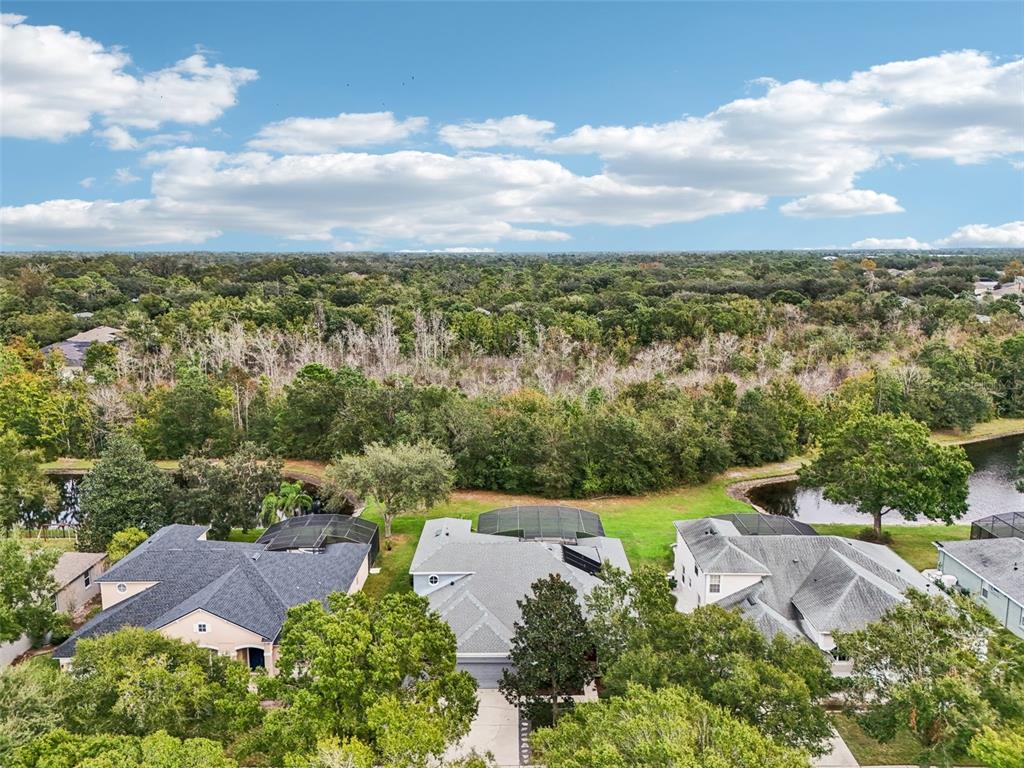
[439,115,556,149]
[781,190,904,218]
[248,112,428,153]
[936,220,1024,247]
[850,236,931,249]
[0,15,256,142]
[3,49,1022,249]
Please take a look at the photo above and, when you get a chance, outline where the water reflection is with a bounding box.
[748,434,1024,525]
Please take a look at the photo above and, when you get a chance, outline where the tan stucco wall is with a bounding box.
[100,580,157,609]
[57,562,107,616]
[158,609,277,675]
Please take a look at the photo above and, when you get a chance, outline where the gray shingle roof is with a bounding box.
[413,518,629,657]
[675,517,935,639]
[790,548,905,633]
[53,524,369,658]
[938,538,1024,604]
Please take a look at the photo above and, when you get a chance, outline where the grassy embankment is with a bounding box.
[37,417,1022,596]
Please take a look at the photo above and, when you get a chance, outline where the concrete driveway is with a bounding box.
[444,688,521,767]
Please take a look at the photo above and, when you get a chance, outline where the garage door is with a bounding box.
[459,661,508,688]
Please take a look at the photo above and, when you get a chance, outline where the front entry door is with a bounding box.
[246,647,265,670]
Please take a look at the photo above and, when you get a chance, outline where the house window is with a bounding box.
[84,572,91,588]
[196,623,208,634]
[709,574,721,594]
[116,583,127,593]
[981,582,989,598]
[428,575,439,586]
[694,564,699,576]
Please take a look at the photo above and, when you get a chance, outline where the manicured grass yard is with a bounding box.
[813,523,971,572]
[832,713,926,766]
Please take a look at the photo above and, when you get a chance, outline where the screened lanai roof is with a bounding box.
[971,512,1024,541]
[476,505,604,542]
[257,514,380,563]
[711,512,818,536]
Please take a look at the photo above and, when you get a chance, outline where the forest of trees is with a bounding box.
[1,251,1022,504]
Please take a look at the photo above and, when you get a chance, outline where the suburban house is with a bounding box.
[41,325,124,376]
[1,550,107,670]
[673,513,936,670]
[53,515,378,674]
[410,506,630,687]
[934,538,1024,638]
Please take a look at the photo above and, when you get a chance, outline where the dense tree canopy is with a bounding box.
[799,411,972,537]
[77,434,174,549]
[836,589,1024,767]
[251,591,477,767]
[64,628,263,742]
[499,574,597,725]
[589,566,835,756]
[0,539,66,645]
[324,440,454,540]
[530,684,810,768]
[1,252,1021,504]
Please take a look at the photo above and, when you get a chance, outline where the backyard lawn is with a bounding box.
[832,713,926,766]
[812,523,972,572]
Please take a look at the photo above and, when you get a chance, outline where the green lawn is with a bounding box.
[813,523,972,572]
[832,713,926,766]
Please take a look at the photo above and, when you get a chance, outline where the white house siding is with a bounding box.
[2,560,107,670]
[674,535,697,590]
[705,573,764,605]
[348,553,370,594]
[938,551,1024,639]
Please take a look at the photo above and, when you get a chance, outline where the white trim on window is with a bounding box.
[428,574,439,586]
[709,574,721,594]
[981,581,989,598]
[195,622,208,634]
[116,583,127,593]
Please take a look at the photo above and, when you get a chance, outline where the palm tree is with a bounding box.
[260,481,313,526]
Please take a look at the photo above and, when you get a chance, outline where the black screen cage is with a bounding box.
[257,514,380,564]
[971,512,1024,541]
[476,505,604,542]
[711,513,818,536]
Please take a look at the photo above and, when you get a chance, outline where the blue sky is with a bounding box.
[1,1,1022,251]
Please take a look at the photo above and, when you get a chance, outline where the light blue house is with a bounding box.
[935,538,1024,638]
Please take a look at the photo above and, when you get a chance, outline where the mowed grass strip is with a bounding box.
[812,523,972,572]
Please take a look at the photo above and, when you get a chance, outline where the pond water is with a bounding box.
[747,434,1024,525]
